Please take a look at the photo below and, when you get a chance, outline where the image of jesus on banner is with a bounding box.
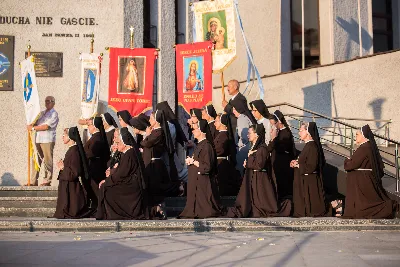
[184,57,204,92]
[123,59,139,91]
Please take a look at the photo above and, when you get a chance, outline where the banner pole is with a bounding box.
[129,26,135,49]
[221,72,226,102]
[26,43,31,186]
[90,33,94,53]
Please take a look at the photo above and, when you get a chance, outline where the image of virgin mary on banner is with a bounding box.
[108,48,157,116]
[193,0,236,73]
[176,42,213,113]
[80,53,102,119]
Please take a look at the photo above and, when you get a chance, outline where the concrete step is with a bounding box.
[0,207,56,217]
[0,186,58,197]
[1,217,400,232]
[0,197,57,208]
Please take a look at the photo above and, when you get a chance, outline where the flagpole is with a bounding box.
[221,72,225,102]
[357,0,363,57]
[26,43,31,187]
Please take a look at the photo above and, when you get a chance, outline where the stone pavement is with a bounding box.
[1,231,400,266]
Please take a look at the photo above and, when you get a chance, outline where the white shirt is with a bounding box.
[231,92,239,101]
[35,108,59,143]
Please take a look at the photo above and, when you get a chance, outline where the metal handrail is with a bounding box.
[268,102,399,145]
[268,102,400,193]
[286,114,392,123]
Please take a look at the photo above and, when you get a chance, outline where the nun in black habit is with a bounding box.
[101,112,118,149]
[117,110,137,141]
[141,110,180,219]
[267,110,297,200]
[228,124,291,218]
[291,122,330,217]
[156,101,189,183]
[230,97,257,176]
[84,117,110,204]
[129,113,150,147]
[249,100,273,144]
[178,120,222,219]
[213,113,241,196]
[186,108,203,157]
[343,125,398,219]
[96,128,148,220]
[202,104,218,140]
[53,127,93,219]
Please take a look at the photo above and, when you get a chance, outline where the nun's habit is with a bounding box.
[96,128,148,220]
[129,113,150,146]
[204,105,218,140]
[156,101,189,182]
[343,125,398,219]
[214,114,241,196]
[101,113,118,149]
[227,124,291,218]
[223,91,247,133]
[178,120,222,218]
[140,110,179,216]
[230,98,256,176]
[117,110,137,141]
[267,110,297,200]
[84,117,110,199]
[249,100,272,144]
[293,122,330,217]
[53,127,93,219]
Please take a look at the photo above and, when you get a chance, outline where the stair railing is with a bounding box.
[267,102,399,193]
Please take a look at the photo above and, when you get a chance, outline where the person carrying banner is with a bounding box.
[202,104,218,140]
[53,127,93,219]
[27,96,59,186]
[222,79,247,131]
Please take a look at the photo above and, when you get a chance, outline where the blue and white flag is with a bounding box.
[21,55,40,125]
[80,53,101,119]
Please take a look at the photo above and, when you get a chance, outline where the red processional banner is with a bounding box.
[108,48,157,116]
[176,42,213,113]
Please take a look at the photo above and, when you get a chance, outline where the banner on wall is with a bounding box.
[108,48,157,116]
[192,0,236,73]
[176,42,213,113]
[80,53,102,119]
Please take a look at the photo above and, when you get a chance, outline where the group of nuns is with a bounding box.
[53,97,399,220]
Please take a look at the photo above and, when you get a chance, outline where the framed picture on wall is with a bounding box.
[0,35,14,91]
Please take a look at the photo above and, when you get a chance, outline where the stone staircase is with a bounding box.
[0,186,236,218]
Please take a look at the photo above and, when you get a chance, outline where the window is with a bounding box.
[291,0,320,70]
[372,0,393,53]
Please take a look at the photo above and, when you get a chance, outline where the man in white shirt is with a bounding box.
[27,96,59,186]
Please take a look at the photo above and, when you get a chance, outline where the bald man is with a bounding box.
[27,96,59,186]
[222,79,249,133]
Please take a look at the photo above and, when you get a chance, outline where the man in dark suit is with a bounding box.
[222,79,248,131]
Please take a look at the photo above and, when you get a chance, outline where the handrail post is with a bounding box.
[344,125,347,146]
[395,144,399,193]
[385,124,388,147]
[350,128,354,157]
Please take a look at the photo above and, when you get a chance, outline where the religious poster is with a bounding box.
[192,0,236,73]
[0,35,14,91]
[108,48,157,116]
[176,42,213,113]
[21,55,40,125]
[80,53,102,119]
